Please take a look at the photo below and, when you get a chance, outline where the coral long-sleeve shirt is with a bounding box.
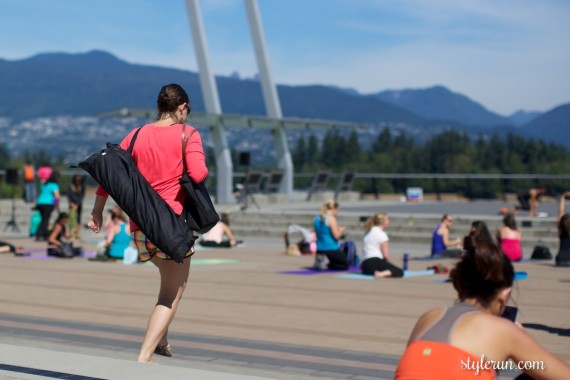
[96,123,208,230]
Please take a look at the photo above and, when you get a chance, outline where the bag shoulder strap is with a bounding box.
[127,126,144,154]
[181,124,197,173]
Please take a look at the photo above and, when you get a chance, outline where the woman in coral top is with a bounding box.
[395,240,570,379]
[497,213,523,261]
[88,84,208,363]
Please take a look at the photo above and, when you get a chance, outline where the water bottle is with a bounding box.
[403,253,409,271]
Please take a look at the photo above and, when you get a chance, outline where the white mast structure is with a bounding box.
[244,0,293,198]
[185,0,234,203]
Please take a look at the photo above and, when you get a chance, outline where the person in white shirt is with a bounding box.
[361,212,404,278]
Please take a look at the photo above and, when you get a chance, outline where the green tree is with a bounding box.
[307,135,319,165]
[293,136,307,169]
[345,130,361,163]
[0,143,10,168]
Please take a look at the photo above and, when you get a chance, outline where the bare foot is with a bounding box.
[137,356,156,364]
[374,270,392,278]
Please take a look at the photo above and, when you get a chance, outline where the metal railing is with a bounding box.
[3,169,570,200]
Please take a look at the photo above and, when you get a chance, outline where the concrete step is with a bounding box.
[0,197,561,254]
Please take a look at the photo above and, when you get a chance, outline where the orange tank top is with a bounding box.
[395,340,495,379]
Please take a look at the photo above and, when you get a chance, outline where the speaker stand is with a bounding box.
[3,187,20,233]
[236,184,260,211]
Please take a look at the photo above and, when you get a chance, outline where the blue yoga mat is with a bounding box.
[410,256,447,261]
[404,269,436,277]
[434,271,528,283]
[336,269,436,280]
[336,273,374,280]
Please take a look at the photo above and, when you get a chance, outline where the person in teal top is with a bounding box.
[105,210,131,260]
[313,199,347,270]
[36,171,60,241]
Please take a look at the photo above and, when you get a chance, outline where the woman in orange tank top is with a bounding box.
[396,240,570,380]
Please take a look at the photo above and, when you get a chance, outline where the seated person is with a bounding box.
[462,220,493,253]
[105,209,131,260]
[91,205,124,261]
[360,212,403,278]
[431,214,463,257]
[496,213,523,261]
[556,192,570,267]
[47,213,82,257]
[396,240,570,379]
[199,213,239,248]
[313,199,348,270]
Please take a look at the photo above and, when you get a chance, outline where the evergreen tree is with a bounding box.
[0,144,10,168]
[293,136,307,169]
[307,135,319,165]
[373,128,392,152]
[345,130,361,163]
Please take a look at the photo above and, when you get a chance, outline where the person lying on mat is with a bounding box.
[360,212,403,278]
[0,240,27,256]
[199,213,240,248]
[396,240,570,380]
[283,224,316,256]
[431,214,463,258]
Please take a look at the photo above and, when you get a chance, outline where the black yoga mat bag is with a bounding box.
[180,126,219,234]
[78,128,195,263]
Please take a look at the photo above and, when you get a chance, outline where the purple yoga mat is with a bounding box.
[20,250,95,260]
[278,266,361,275]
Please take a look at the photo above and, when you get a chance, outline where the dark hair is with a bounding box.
[221,212,230,226]
[450,240,514,307]
[441,213,451,222]
[56,212,69,223]
[111,209,128,223]
[72,174,84,184]
[502,213,517,230]
[156,83,190,120]
[463,220,493,252]
[46,171,60,184]
[559,214,570,238]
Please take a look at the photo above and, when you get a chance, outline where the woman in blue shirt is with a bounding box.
[36,171,60,241]
[313,199,347,270]
[431,214,462,257]
[106,210,131,260]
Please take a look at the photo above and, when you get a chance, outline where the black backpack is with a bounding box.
[531,245,552,260]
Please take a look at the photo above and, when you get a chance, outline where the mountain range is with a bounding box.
[0,50,569,147]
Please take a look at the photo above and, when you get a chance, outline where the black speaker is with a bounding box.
[6,168,18,185]
[239,152,251,166]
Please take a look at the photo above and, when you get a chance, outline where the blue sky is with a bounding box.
[1,0,569,116]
